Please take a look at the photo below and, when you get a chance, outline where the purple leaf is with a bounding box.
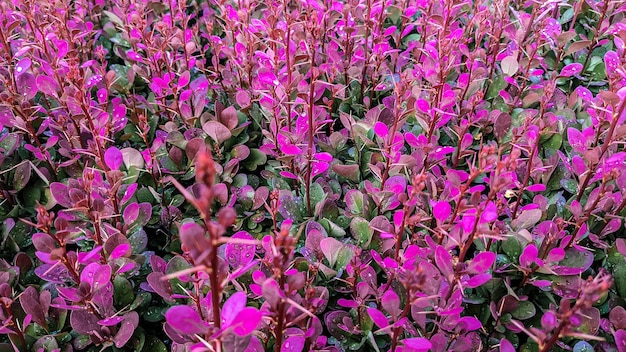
[98,316,125,326]
[467,252,496,274]
[165,305,207,335]
[114,312,139,348]
[458,316,482,331]
[147,272,174,302]
[50,182,72,208]
[15,58,31,76]
[20,287,46,327]
[615,330,626,352]
[281,336,305,352]
[559,63,583,77]
[17,73,37,99]
[36,75,59,97]
[435,246,454,282]
[225,231,256,268]
[104,146,123,170]
[381,290,400,317]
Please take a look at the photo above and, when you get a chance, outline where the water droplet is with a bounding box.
[16,67,22,72]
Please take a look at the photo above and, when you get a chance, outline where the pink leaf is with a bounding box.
[605,51,620,76]
[435,246,454,282]
[281,144,301,155]
[311,161,329,178]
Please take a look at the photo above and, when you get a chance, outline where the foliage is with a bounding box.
[1,0,626,351]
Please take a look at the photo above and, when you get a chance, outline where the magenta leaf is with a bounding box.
[165,305,207,335]
[519,244,538,268]
[104,146,123,170]
[109,243,131,259]
[499,338,516,352]
[433,201,451,222]
[481,201,498,222]
[402,337,432,351]
[374,122,389,139]
[458,316,482,331]
[467,251,496,274]
[281,336,305,352]
[466,273,492,288]
[222,292,247,327]
[559,63,583,77]
[367,307,389,330]
[231,307,262,336]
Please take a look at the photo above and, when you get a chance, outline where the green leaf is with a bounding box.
[114,276,134,307]
[141,336,168,352]
[486,75,508,100]
[613,263,626,298]
[142,306,165,322]
[511,300,536,320]
[350,217,373,247]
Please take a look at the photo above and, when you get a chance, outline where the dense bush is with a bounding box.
[1,0,626,351]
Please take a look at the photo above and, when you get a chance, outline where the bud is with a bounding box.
[195,148,216,187]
